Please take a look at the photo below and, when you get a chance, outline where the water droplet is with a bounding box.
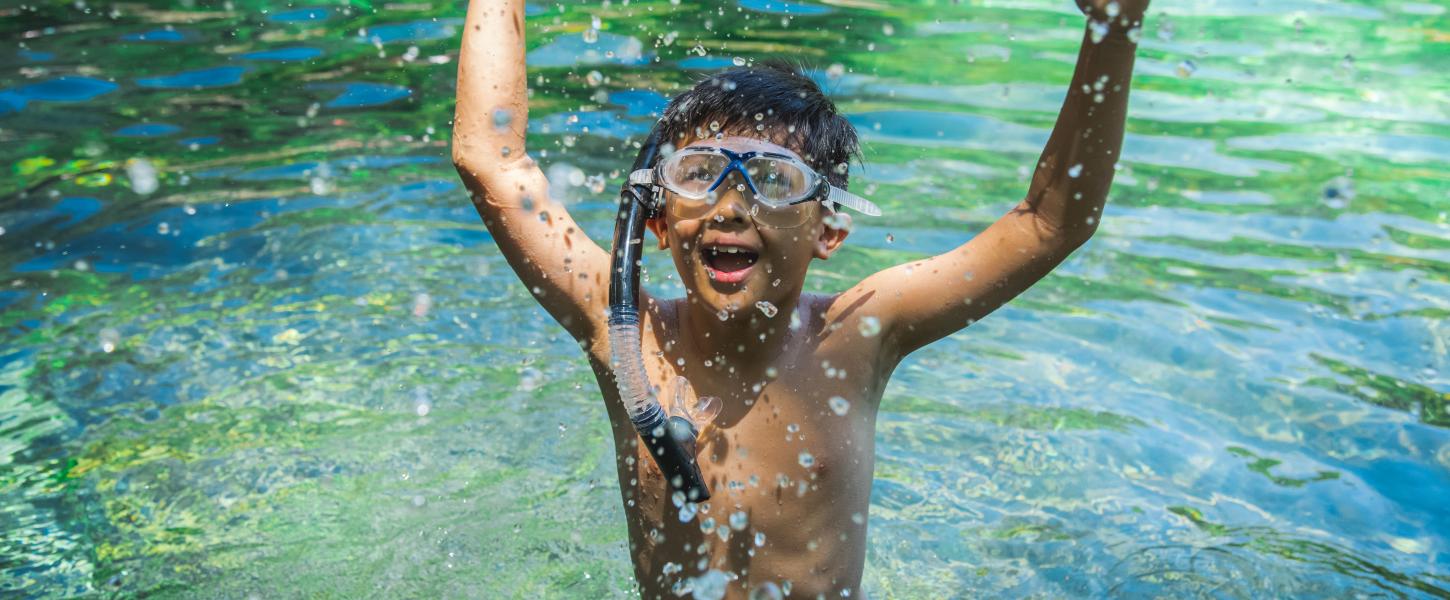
[882,23,894,36]
[755,301,778,318]
[1088,20,1109,43]
[582,27,599,44]
[709,120,721,132]
[126,158,159,195]
[1105,1,1121,17]
[690,570,729,600]
[156,221,170,235]
[729,511,748,530]
[749,582,783,600]
[1175,59,1197,78]
[700,517,716,534]
[829,396,850,416]
[857,316,880,338]
[492,108,512,130]
[825,63,845,79]
[585,70,604,86]
[518,367,543,391]
[798,451,814,468]
[1125,26,1142,43]
[679,501,699,522]
[732,56,746,67]
[754,531,767,546]
[1068,164,1083,178]
[717,308,730,321]
[98,328,120,353]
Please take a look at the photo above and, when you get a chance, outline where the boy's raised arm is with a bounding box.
[844,1,1146,359]
[452,0,612,344]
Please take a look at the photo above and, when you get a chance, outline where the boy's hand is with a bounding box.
[1076,0,1149,26]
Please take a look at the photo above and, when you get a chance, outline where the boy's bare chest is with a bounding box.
[585,302,890,596]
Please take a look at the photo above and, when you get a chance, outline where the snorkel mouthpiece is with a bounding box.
[608,125,711,502]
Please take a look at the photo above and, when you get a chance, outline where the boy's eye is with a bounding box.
[685,168,713,181]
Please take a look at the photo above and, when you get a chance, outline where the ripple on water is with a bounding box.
[268,7,331,22]
[1227,132,1450,165]
[0,76,118,114]
[737,0,832,16]
[114,123,182,138]
[526,32,648,68]
[136,66,248,89]
[358,19,462,44]
[237,47,324,62]
[313,82,413,108]
[120,29,189,42]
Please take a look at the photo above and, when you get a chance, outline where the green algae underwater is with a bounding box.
[2,0,1448,597]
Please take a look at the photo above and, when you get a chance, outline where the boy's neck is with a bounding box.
[676,289,806,376]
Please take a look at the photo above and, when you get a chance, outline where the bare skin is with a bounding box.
[453,1,1146,597]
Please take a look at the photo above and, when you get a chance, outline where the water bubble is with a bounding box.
[700,517,716,534]
[585,70,604,86]
[729,511,748,530]
[1126,26,1142,43]
[749,582,784,600]
[679,501,699,522]
[823,212,852,232]
[709,120,721,132]
[825,63,845,79]
[882,23,894,36]
[99,328,120,353]
[672,490,687,508]
[126,158,159,195]
[412,495,426,507]
[1088,20,1109,44]
[1068,164,1083,178]
[1157,16,1175,41]
[857,316,880,338]
[733,56,746,66]
[1105,1,1121,17]
[518,367,543,391]
[829,396,850,416]
[1175,59,1197,78]
[546,163,586,203]
[690,570,728,600]
[754,531,766,546]
[885,233,894,243]
[754,112,764,121]
[586,173,607,195]
[798,451,814,468]
[582,27,599,44]
[717,308,730,322]
[755,301,778,318]
[157,221,171,235]
[310,176,331,195]
[787,423,799,434]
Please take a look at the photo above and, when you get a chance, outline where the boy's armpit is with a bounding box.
[840,200,1088,359]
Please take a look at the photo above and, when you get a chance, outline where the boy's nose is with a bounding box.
[704,173,752,226]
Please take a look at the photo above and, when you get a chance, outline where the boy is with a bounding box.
[452,1,1147,597]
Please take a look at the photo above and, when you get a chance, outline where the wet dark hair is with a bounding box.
[657,59,860,191]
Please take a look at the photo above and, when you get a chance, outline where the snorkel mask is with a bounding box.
[609,125,717,502]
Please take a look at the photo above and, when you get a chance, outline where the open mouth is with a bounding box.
[701,244,759,283]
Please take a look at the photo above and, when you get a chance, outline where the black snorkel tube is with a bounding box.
[608,125,711,502]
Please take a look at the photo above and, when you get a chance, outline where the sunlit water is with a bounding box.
[2,0,1447,597]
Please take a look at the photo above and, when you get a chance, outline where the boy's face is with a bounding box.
[646,134,851,318]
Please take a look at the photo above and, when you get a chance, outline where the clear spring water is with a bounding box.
[2,0,1447,597]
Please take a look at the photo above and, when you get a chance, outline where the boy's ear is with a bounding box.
[812,213,851,260]
[646,216,669,250]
